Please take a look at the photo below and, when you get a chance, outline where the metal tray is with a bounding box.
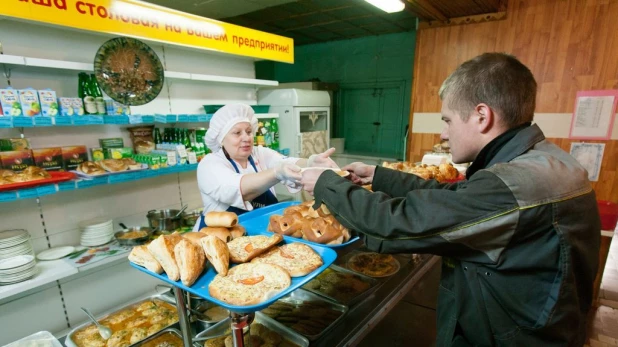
[302,264,381,307]
[238,201,360,249]
[260,288,348,341]
[65,293,178,347]
[134,328,201,347]
[195,312,309,347]
[130,229,338,313]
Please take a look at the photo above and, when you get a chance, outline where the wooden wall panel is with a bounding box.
[410,0,618,202]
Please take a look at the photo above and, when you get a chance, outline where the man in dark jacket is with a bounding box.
[301,53,600,346]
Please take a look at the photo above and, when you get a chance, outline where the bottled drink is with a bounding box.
[154,128,162,147]
[89,74,107,115]
[78,72,96,115]
[270,118,279,150]
[256,122,266,147]
[183,129,191,149]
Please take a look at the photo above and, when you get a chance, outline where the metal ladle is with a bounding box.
[81,307,112,340]
[173,205,188,219]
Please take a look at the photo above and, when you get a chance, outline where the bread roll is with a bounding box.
[205,211,238,228]
[200,235,230,276]
[129,245,163,274]
[183,232,208,246]
[229,225,246,239]
[174,239,206,286]
[302,218,343,245]
[147,234,183,281]
[199,227,232,243]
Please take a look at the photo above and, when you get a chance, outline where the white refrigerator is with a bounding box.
[257,88,331,201]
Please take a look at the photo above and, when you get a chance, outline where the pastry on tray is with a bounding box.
[227,234,283,263]
[251,243,323,277]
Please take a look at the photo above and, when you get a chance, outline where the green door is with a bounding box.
[341,84,404,157]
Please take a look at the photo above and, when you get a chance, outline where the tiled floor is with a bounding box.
[361,232,618,346]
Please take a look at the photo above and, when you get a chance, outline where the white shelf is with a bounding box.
[0,54,278,87]
[0,260,77,301]
[255,113,279,119]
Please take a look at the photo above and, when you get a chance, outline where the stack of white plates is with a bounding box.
[0,255,37,284]
[0,229,34,260]
[79,218,114,247]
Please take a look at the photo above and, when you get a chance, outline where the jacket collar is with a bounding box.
[466,123,545,178]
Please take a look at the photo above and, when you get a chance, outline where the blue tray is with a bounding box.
[131,228,337,313]
[239,201,360,249]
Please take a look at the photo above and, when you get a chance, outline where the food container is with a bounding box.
[259,288,347,341]
[182,209,203,227]
[195,312,309,347]
[114,226,154,246]
[302,264,380,307]
[193,300,229,331]
[135,328,202,347]
[147,209,182,233]
[65,294,178,347]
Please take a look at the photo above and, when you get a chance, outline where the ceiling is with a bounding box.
[145,0,507,46]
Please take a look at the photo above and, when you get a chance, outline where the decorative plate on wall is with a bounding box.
[94,37,164,106]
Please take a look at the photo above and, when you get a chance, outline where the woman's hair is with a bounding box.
[439,52,537,127]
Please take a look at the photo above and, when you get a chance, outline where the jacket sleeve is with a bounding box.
[313,169,519,264]
[373,166,462,198]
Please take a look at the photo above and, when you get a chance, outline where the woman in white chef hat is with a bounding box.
[195,104,337,230]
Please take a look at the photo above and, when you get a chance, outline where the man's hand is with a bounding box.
[300,168,328,196]
[342,162,376,185]
[307,148,338,168]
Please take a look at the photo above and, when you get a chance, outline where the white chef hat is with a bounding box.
[205,104,258,153]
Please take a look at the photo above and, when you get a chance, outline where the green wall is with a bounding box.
[256,31,416,142]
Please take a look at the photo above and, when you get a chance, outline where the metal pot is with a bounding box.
[146,209,182,233]
[182,209,203,227]
[114,226,153,246]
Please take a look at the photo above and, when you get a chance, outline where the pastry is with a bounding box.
[268,214,304,238]
[204,211,238,227]
[99,159,128,172]
[229,225,246,239]
[78,161,106,175]
[227,234,283,263]
[251,243,323,277]
[182,232,208,246]
[174,239,206,286]
[147,233,183,281]
[128,245,163,274]
[208,263,291,306]
[200,235,230,276]
[199,227,232,243]
[302,218,344,245]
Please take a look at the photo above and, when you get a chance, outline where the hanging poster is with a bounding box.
[570,142,605,182]
[569,90,618,140]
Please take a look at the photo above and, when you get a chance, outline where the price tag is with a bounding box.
[13,117,34,127]
[57,181,76,191]
[55,117,73,126]
[36,185,57,196]
[141,116,154,123]
[18,188,38,199]
[0,191,17,202]
[129,115,143,124]
[177,114,189,122]
[88,116,104,124]
[0,117,13,128]
[188,115,199,122]
[34,117,53,127]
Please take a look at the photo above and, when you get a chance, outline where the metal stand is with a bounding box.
[173,287,193,347]
[230,312,254,347]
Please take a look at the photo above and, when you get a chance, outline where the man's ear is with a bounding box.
[474,103,494,133]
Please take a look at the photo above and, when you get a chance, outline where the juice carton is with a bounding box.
[58,97,74,116]
[37,89,59,117]
[18,88,41,117]
[0,87,22,116]
[0,150,34,172]
[32,147,63,171]
[71,98,85,116]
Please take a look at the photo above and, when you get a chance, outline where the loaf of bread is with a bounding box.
[182,232,208,246]
[199,227,232,243]
[147,234,183,281]
[200,235,230,276]
[174,239,206,286]
[208,263,291,306]
[128,245,163,274]
[204,211,238,228]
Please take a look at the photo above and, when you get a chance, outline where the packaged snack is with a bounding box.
[128,126,155,154]
[61,146,88,171]
[90,147,105,161]
[0,87,22,116]
[37,89,59,117]
[32,147,63,171]
[0,150,34,172]
[0,138,30,151]
[18,88,41,117]
[105,99,131,116]
[105,147,133,159]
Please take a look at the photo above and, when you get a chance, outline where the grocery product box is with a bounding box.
[0,138,30,152]
[37,89,59,117]
[0,87,22,116]
[105,99,131,116]
[104,147,133,159]
[61,146,88,171]
[32,147,63,171]
[0,150,34,172]
[99,137,124,149]
[90,147,104,161]
[71,98,85,116]
[58,97,84,116]
[18,88,41,117]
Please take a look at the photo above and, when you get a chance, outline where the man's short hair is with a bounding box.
[439,53,537,127]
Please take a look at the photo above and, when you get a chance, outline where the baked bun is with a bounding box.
[268,214,303,238]
[227,234,283,263]
[200,235,230,276]
[174,239,206,286]
[208,263,291,306]
[205,211,238,228]
[229,225,246,239]
[122,157,143,170]
[182,232,208,247]
[199,227,232,243]
[302,218,344,245]
[129,245,163,274]
[251,243,323,277]
[78,161,105,175]
[147,234,183,281]
[99,159,128,172]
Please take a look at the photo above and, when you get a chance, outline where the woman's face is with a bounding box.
[222,122,253,161]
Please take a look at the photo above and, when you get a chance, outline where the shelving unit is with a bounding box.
[0,54,278,87]
[0,163,199,203]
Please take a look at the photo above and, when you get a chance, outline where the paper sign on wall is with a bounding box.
[569,90,618,140]
[570,142,605,182]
